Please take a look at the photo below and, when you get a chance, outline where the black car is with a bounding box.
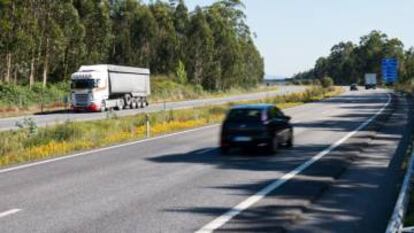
[220,104,293,154]
[350,83,358,91]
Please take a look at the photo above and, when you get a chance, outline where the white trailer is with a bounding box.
[364,73,377,90]
[71,65,150,112]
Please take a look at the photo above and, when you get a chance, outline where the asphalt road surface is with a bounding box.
[0,89,411,233]
[0,86,305,131]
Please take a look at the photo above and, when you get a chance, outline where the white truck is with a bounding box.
[71,65,150,112]
[364,73,377,90]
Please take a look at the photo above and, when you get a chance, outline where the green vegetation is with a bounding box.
[292,31,414,86]
[0,0,263,91]
[0,86,343,167]
[320,77,334,88]
[0,82,69,111]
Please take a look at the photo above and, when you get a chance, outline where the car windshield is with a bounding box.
[71,79,97,89]
[226,108,264,122]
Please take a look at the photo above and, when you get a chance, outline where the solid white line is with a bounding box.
[0,209,22,219]
[0,124,220,175]
[195,93,392,233]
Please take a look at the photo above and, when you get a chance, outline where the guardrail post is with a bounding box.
[145,114,150,138]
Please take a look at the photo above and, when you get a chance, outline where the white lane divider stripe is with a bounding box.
[195,93,391,233]
[0,209,22,219]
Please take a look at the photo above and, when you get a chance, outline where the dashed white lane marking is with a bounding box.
[195,94,391,233]
[0,209,22,219]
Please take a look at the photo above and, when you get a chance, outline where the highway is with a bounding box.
[0,86,305,131]
[0,89,411,233]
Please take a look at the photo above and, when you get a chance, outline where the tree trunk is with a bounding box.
[63,47,69,81]
[13,67,17,85]
[29,56,35,89]
[42,38,49,88]
[5,52,12,83]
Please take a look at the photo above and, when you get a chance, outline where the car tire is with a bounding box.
[286,131,293,148]
[268,135,279,154]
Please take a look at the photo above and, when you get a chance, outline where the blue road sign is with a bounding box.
[382,58,398,83]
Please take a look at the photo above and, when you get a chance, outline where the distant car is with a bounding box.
[220,104,293,154]
[350,84,358,91]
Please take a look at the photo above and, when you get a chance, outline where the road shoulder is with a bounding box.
[288,93,413,233]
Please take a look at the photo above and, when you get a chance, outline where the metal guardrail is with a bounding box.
[385,147,414,233]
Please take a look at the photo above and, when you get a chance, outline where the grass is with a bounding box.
[150,75,279,102]
[0,86,343,168]
[0,82,70,117]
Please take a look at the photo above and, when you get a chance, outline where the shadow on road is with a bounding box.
[147,93,413,232]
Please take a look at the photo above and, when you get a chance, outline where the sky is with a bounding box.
[147,0,414,77]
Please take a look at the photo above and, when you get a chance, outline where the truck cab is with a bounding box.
[71,66,109,112]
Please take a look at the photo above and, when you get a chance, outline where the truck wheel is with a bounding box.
[116,100,124,111]
[124,94,132,109]
[139,99,144,108]
[100,101,106,112]
[131,99,138,109]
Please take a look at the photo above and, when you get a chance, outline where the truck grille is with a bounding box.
[75,94,89,105]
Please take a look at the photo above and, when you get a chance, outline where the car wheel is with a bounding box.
[286,131,293,148]
[268,135,279,153]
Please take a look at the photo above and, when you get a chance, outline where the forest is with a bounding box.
[0,0,264,91]
[293,30,414,85]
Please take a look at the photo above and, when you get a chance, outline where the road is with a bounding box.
[0,89,411,233]
[0,86,305,131]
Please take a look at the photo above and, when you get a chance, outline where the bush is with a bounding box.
[0,82,69,109]
[320,77,334,88]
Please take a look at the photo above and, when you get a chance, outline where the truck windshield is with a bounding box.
[71,79,97,89]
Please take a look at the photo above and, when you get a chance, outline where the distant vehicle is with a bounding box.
[350,83,358,91]
[71,65,150,112]
[220,104,293,154]
[364,73,377,90]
